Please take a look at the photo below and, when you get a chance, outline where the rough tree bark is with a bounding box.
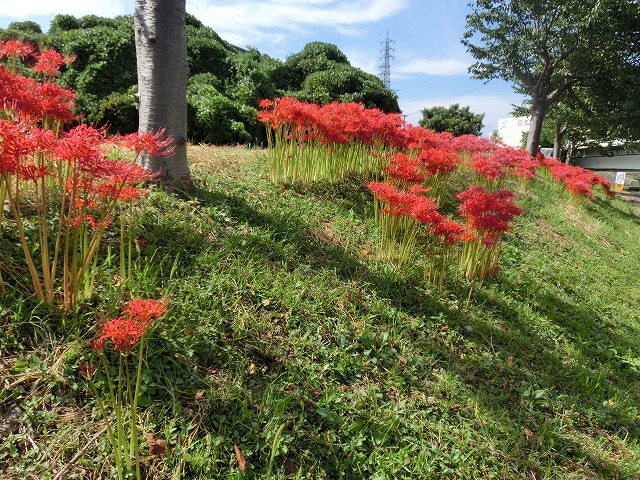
[134,0,192,190]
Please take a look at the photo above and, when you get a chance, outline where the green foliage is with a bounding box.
[186,24,235,78]
[419,103,484,136]
[284,41,350,87]
[0,22,47,45]
[24,14,400,140]
[286,42,400,113]
[225,49,281,105]
[49,16,137,121]
[6,21,42,34]
[187,74,260,145]
[48,14,81,33]
[88,86,139,135]
[341,75,401,113]
[297,64,362,104]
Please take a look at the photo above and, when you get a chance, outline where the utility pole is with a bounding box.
[378,31,395,89]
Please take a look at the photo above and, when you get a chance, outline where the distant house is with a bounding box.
[496,116,530,148]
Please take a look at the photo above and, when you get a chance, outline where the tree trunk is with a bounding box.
[134,0,192,190]
[525,97,546,157]
[566,142,576,165]
[553,121,567,160]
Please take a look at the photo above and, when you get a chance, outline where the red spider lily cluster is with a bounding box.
[541,158,614,198]
[92,298,168,353]
[258,97,408,182]
[457,186,522,245]
[259,98,535,283]
[0,40,172,308]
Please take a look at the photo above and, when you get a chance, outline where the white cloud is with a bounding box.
[188,0,409,49]
[342,47,378,74]
[0,0,128,19]
[395,58,470,76]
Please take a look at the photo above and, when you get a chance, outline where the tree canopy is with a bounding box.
[0,16,400,146]
[418,104,484,137]
[463,0,640,156]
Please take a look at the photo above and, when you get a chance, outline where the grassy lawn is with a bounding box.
[1,145,640,479]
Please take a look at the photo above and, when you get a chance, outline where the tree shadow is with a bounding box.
[137,181,640,478]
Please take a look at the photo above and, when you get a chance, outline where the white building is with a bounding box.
[496,116,530,148]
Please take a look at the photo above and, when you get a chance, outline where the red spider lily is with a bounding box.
[368,181,420,217]
[386,154,426,183]
[417,147,460,176]
[0,40,35,60]
[468,152,509,180]
[33,49,75,78]
[117,129,175,157]
[468,147,539,182]
[432,218,466,245]
[449,134,498,153]
[408,184,431,195]
[409,195,464,244]
[513,155,541,179]
[18,163,50,182]
[93,316,147,353]
[393,124,449,150]
[0,70,76,123]
[71,215,113,229]
[457,185,522,234]
[34,81,76,124]
[541,158,613,198]
[92,298,167,353]
[55,124,108,168]
[122,298,168,327]
[0,119,34,174]
[409,194,441,224]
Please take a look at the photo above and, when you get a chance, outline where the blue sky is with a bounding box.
[0,0,526,135]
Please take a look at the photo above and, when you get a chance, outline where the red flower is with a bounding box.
[121,298,168,327]
[417,147,460,176]
[92,298,168,353]
[0,40,34,60]
[386,154,426,183]
[457,185,522,235]
[117,129,175,157]
[33,49,75,77]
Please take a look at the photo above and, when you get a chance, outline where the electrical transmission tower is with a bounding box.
[378,31,395,88]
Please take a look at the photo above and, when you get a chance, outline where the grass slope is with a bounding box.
[1,145,640,479]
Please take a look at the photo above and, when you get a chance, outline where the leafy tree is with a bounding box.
[462,0,638,156]
[418,104,484,136]
[284,42,350,87]
[285,42,400,113]
[7,21,42,34]
[188,73,259,145]
[0,21,46,45]
[325,71,400,112]
[49,15,81,33]
[134,0,192,189]
[186,24,235,78]
[49,16,136,118]
[226,48,280,105]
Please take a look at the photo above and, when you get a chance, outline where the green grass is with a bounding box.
[2,145,640,479]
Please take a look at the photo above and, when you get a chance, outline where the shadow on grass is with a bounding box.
[136,180,640,478]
